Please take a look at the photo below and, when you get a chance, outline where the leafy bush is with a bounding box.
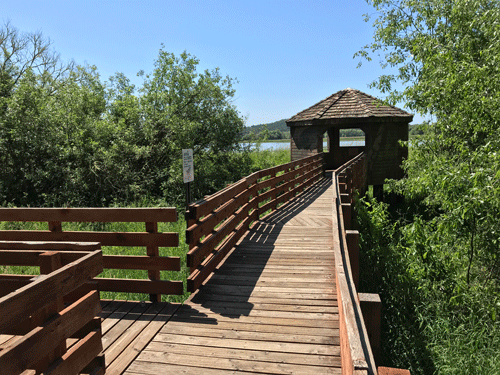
[0,24,249,208]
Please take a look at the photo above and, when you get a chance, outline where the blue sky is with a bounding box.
[3,0,422,125]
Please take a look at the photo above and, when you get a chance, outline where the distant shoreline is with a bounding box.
[246,136,366,144]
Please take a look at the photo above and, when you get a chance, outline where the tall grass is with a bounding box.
[249,147,290,171]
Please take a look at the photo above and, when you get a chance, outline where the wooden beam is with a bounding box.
[0,291,100,375]
[359,293,382,366]
[0,250,103,332]
[0,231,178,248]
[346,230,360,290]
[0,207,177,223]
[97,278,183,295]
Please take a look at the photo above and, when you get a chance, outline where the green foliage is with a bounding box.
[355,1,500,373]
[242,119,288,136]
[408,123,428,137]
[357,192,500,374]
[248,147,290,172]
[0,25,248,208]
[357,0,500,153]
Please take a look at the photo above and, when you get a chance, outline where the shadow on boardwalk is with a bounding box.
[183,174,334,319]
[124,174,342,374]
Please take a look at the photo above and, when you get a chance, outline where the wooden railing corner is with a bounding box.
[0,241,105,375]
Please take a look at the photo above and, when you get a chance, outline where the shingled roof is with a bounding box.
[286,88,413,126]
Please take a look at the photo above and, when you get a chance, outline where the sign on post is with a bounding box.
[182,149,194,183]
[182,149,194,213]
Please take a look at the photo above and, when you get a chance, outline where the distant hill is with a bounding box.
[242,119,366,140]
[244,120,426,139]
[242,119,288,136]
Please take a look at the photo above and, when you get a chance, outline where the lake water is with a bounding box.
[244,140,365,150]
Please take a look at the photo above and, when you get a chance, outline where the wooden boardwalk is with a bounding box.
[121,175,340,374]
[0,176,340,375]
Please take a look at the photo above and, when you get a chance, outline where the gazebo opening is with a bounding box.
[339,128,365,147]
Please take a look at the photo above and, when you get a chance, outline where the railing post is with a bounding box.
[378,367,411,375]
[346,166,354,204]
[346,230,359,290]
[358,293,382,366]
[146,222,161,303]
[36,251,66,371]
[341,203,351,230]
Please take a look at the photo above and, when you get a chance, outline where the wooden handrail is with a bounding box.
[332,152,377,375]
[0,241,105,375]
[0,207,180,302]
[186,153,325,292]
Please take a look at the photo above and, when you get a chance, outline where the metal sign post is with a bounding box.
[182,149,194,214]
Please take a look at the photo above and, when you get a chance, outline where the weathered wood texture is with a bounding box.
[91,299,180,375]
[186,153,324,292]
[0,208,180,301]
[125,175,342,374]
[0,242,104,375]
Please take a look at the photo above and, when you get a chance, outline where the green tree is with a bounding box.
[356,1,500,373]
[138,48,249,203]
[357,0,500,152]
[0,21,74,99]
[0,25,250,208]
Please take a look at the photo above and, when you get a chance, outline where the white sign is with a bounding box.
[182,149,194,183]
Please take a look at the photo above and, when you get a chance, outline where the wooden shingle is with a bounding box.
[287,88,413,125]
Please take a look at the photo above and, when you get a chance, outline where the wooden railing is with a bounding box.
[334,153,411,375]
[332,152,376,375]
[186,153,324,292]
[0,241,104,375]
[0,208,180,302]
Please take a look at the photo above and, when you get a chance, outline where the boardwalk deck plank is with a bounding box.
[118,176,340,374]
[70,175,341,374]
[129,351,341,375]
[141,341,341,367]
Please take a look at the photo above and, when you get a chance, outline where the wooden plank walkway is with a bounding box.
[123,175,340,374]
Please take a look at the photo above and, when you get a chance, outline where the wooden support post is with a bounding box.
[37,251,67,371]
[340,193,350,204]
[48,221,62,232]
[346,230,359,290]
[378,367,411,375]
[373,184,384,201]
[185,206,198,275]
[146,222,161,303]
[346,167,353,198]
[358,293,382,366]
[341,203,351,230]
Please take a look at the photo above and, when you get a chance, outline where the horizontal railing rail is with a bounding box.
[334,153,410,375]
[186,153,324,292]
[332,152,376,375]
[0,207,180,302]
[0,241,105,375]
